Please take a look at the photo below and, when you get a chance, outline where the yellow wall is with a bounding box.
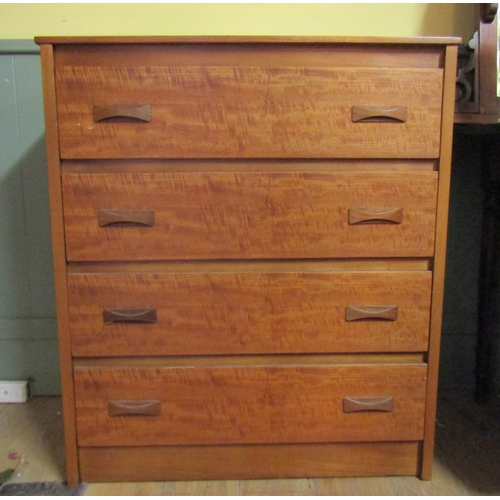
[1,3,475,41]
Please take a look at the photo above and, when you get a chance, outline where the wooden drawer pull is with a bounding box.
[98,209,155,227]
[348,207,403,225]
[345,305,398,322]
[103,308,157,324]
[351,105,408,123]
[93,104,152,123]
[343,396,394,413]
[108,400,161,417]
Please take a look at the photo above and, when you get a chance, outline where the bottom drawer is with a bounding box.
[74,362,427,447]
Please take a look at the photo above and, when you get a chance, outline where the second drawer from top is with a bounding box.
[62,170,438,261]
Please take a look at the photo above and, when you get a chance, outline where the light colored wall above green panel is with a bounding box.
[0,3,474,41]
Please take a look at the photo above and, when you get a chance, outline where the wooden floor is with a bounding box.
[1,391,499,495]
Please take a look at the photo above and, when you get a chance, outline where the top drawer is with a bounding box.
[54,44,444,159]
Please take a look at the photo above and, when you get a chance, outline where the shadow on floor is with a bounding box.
[435,390,500,494]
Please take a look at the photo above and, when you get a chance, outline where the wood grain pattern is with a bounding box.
[78,441,420,482]
[50,42,448,72]
[55,65,443,159]
[421,43,458,480]
[39,44,79,487]
[67,270,432,356]
[36,36,457,484]
[73,363,427,447]
[62,171,438,261]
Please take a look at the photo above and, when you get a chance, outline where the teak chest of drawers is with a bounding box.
[35,36,458,485]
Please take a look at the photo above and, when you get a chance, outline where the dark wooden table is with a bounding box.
[454,123,500,404]
[454,3,500,403]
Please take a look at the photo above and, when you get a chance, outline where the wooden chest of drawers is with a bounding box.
[36,36,458,485]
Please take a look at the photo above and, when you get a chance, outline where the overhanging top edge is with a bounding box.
[34,35,462,46]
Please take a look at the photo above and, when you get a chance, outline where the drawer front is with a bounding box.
[55,63,443,159]
[62,171,438,261]
[74,363,427,447]
[68,271,431,357]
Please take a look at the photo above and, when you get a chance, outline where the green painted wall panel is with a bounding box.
[0,42,58,394]
[0,340,60,395]
[14,54,55,317]
[0,319,57,340]
[0,53,31,318]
